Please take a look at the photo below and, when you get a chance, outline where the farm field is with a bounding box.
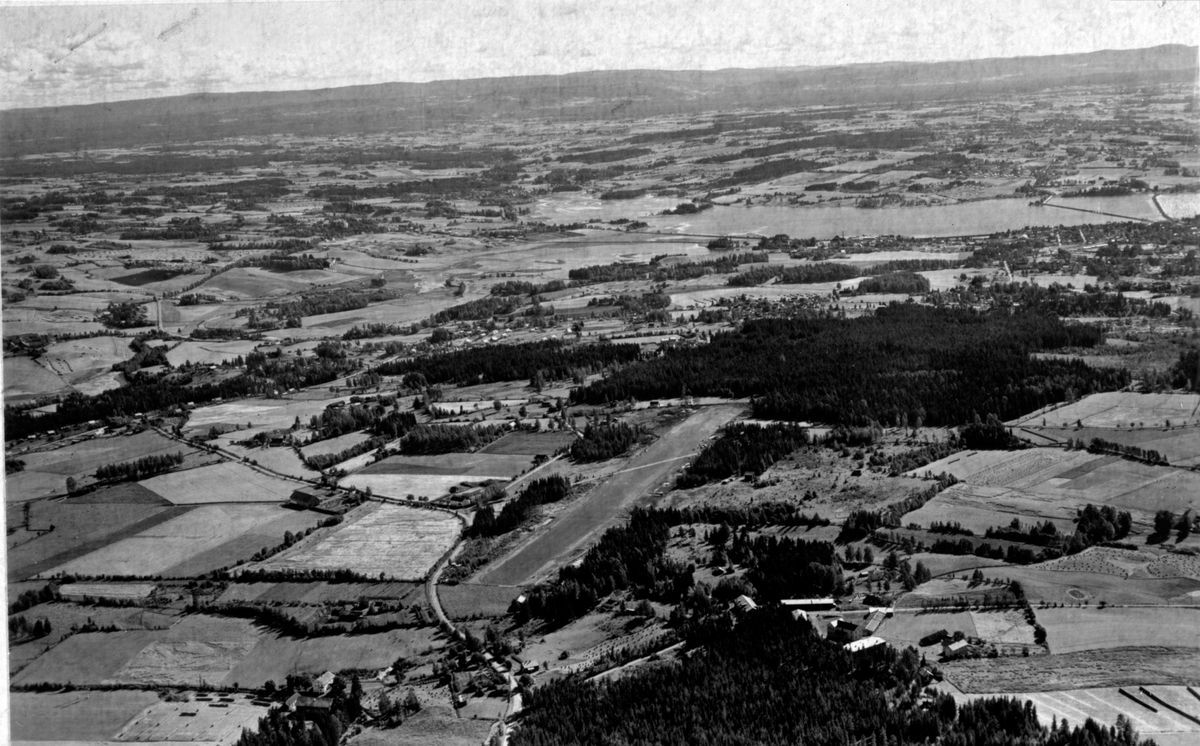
[223,441,314,479]
[1018,425,1200,468]
[350,706,494,746]
[58,582,158,600]
[1155,192,1200,220]
[1035,606,1200,654]
[249,501,460,580]
[41,503,325,578]
[915,569,1200,608]
[215,580,423,606]
[905,449,1200,538]
[2,357,73,400]
[37,335,133,384]
[943,646,1200,693]
[301,430,375,458]
[338,473,484,500]
[114,693,269,746]
[7,429,201,500]
[139,460,300,504]
[360,452,532,478]
[1013,392,1200,429]
[225,626,444,688]
[165,339,261,367]
[6,493,190,581]
[437,583,521,619]
[481,430,579,455]
[185,396,348,436]
[9,602,180,673]
[1012,687,1200,745]
[10,690,161,742]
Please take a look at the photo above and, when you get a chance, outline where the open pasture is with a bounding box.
[969,609,1036,645]
[139,460,299,504]
[350,708,494,746]
[1013,392,1200,429]
[222,441,314,479]
[11,629,168,686]
[165,339,261,367]
[11,429,199,492]
[301,430,375,458]
[225,625,443,688]
[216,580,423,606]
[903,483,1079,536]
[903,552,1010,578]
[1,306,109,338]
[37,335,132,383]
[114,693,268,746]
[437,583,520,619]
[874,610,976,649]
[1012,687,1200,744]
[905,451,1200,538]
[42,503,325,578]
[10,690,161,743]
[1020,425,1200,468]
[944,647,1200,693]
[186,396,346,433]
[361,452,531,478]
[7,495,188,581]
[249,501,460,580]
[95,615,262,688]
[198,266,347,298]
[906,448,1080,485]
[978,565,1200,607]
[480,431,582,455]
[1035,606,1200,654]
[59,582,158,601]
[3,355,75,399]
[339,473,488,500]
[9,603,179,673]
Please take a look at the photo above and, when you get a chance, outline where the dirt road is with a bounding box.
[477,404,743,586]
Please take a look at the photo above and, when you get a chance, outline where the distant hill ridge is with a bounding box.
[1,44,1195,157]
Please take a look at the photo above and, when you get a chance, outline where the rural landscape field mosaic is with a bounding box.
[3,13,1200,746]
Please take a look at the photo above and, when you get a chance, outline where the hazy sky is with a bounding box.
[1,0,1197,110]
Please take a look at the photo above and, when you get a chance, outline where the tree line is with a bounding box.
[468,475,571,538]
[95,451,184,482]
[572,305,1125,429]
[374,339,641,389]
[569,421,644,462]
[676,422,811,488]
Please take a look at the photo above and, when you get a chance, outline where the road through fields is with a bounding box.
[477,404,744,586]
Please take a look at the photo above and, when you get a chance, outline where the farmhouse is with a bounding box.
[827,618,864,644]
[286,694,333,720]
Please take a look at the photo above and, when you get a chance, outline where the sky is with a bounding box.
[0,0,1197,110]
